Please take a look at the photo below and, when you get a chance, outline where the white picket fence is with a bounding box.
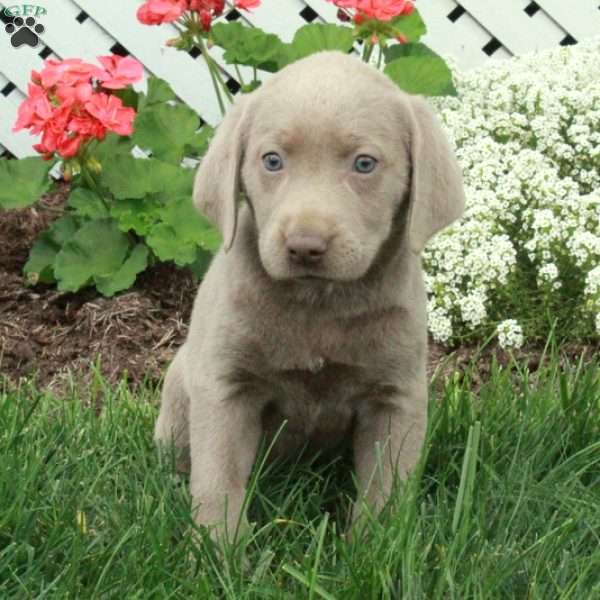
[1,0,599,158]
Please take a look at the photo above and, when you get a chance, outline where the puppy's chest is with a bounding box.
[261,361,360,450]
[259,313,381,373]
[262,326,368,412]
[252,317,396,413]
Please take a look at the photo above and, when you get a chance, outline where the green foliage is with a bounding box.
[145,196,221,266]
[0,157,53,209]
[184,126,214,158]
[210,21,356,73]
[53,219,146,295]
[132,102,200,164]
[211,21,289,72]
[23,215,79,284]
[155,195,222,254]
[66,188,110,219]
[142,76,177,108]
[110,195,163,236]
[288,23,355,62]
[209,15,456,99]
[94,243,149,297]
[389,9,427,43]
[384,43,458,97]
[97,154,193,199]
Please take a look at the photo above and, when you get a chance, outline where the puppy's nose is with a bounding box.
[286,234,328,266]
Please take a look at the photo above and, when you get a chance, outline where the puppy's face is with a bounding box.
[194,52,465,275]
[241,59,412,282]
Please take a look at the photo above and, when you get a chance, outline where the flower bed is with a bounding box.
[425,36,600,347]
[1,1,597,351]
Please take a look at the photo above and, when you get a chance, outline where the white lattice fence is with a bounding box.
[0,0,599,158]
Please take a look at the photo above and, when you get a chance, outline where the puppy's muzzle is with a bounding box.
[286,233,328,267]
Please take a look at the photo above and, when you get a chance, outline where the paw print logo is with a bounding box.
[5,16,45,48]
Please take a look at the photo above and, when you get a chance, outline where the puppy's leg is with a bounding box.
[189,385,263,545]
[155,350,191,473]
[351,393,427,528]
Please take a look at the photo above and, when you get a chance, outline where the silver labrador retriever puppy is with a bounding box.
[155,50,464,543]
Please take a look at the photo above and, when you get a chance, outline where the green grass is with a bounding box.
[1,353,599,599]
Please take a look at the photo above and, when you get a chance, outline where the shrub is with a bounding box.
[0,57,216,295]
[425,36,600,347]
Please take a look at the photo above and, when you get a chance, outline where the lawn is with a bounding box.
[1,349,598,599]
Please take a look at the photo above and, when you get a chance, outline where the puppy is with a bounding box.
[155,50,465,543]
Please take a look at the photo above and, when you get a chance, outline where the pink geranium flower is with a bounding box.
[37,58,104,89]
[13,83,53,133]
[69,114,108,139]
[85,93,136,136]
[235,0,261,9]
[55,82,94,106]
[137,0,187,25]
[188,0,224,12]
[136,0,261,30]
[329,0,414,21]
[14,54,142,160]
[97,55,144,90]
[187,0,225,31]
[32,106,85,159]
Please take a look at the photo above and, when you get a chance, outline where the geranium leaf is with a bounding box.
[390,8,427,43]
[54,218,132,292]
[210,21,289,72]
[144,77,177,107]
[166,166,195,197]
[288,24,355,62]
[90,132,136,167]
[95,243,149,297]
[112,87,139,110]
[384,54,457,97]
[45,214,80,246]
[133,102,201,164]
[99,155,193,199]
[384,41,437,63]
[158,195,222,253]
[0,157,54,209]
[23,236,58,285]
[67,187,110,219]
[189,247,215,280]
[110,195,162,236]
[146,223,198,266]
[184,124,214,158]
[23,215,80,285]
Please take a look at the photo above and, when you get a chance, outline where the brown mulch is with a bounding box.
[1,185,196,392]
[0,187,596,394]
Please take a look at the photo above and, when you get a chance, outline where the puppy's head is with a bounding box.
[194,51,464,281]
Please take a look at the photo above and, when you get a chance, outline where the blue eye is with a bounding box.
[263,152,283,171]
[353,155,378,174]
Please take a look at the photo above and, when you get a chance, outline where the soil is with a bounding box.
[0,187,596,394]
[1,184,196,392]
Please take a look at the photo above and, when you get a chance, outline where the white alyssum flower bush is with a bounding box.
[424,37,600,348]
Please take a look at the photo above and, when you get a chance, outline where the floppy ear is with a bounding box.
[406,96,465,254]
[193,95,252,252]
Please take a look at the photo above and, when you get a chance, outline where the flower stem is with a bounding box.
[377,44,384,69]
[234,63,245,89]
[196,35,233,116]
[363,41,375,63]
[81,168,111,212]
